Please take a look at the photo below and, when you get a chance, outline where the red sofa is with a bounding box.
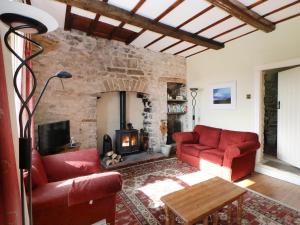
[173,125,260,181]
[29,148,122,225]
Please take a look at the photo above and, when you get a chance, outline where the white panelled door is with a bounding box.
[278,66,300,168]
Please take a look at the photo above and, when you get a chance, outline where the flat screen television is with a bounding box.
[38,120,70,155]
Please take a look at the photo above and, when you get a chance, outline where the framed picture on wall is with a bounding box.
[210,81,236,109]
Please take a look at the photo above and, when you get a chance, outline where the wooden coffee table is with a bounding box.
[161,177,247,225]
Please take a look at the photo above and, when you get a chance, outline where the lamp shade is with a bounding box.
[0,1,58,34]
[56,71,72,79]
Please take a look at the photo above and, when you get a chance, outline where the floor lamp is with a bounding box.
[0,2,71,225]
[190,88,198,128]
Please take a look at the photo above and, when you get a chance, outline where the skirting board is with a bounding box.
[255,163,300,185]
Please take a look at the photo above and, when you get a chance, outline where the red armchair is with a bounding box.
[29,148,122,225]
[173,125,260,181]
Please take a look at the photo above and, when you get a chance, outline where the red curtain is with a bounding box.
[0,41,22,224]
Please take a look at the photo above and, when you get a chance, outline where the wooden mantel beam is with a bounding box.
[205,0,275,32]
[53,0,224,50]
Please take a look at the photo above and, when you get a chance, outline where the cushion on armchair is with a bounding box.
[194,125,222,148]
[32,150,48,189]
[181,144,213,157]
[218,130,259,151]
[42,148,101,182]
[199,149,224,166]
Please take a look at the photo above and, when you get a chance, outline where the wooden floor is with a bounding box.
[237,172,300,210]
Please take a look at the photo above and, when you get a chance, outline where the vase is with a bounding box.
[161,145,172,157]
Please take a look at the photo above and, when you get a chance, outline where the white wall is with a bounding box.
[96,91,144,151]
[186,17,300,132]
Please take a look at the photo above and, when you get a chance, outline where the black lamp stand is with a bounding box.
[4,25,44,225]
[190,88,198,128]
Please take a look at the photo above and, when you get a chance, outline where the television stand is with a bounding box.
[61,142,81,153]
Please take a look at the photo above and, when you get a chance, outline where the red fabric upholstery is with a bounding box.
[218,130,258,151]
[172,132,197,158]
[199,149,224,166]
[194,125,222,148]
[68,172,122,206]
[30,149,122,225]
[174,125,260,181]
[32,150,48,188]
[181,144,213,157]
[42,148,101,182]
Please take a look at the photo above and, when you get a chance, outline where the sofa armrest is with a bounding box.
[173,132,197,159]
[172,132,196,143]
[68,172,122,206]
[42,148,101,182]
[32,172,122,209]
[223,141,260,166]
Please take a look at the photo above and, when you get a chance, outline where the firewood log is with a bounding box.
[106,159,112,166]
[106,151,114,157]
[116,155,121,161]
[112,153,117,159]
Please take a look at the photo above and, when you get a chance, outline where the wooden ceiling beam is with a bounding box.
[205,0,275,32]
[186,48,209,58]
[195,1,265,35]
[109,0,145,39]
[87,13,100,35]
[162,0,267,57]
[87,0,108,36]
[64,5,72,30]
[126,0,184,45]
[145,5,215,48]
[54,0,224,49]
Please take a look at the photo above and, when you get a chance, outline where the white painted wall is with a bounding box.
[96,91,144,151]
[186,17,300,132]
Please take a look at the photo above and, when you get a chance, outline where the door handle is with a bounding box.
[277,101,280,109]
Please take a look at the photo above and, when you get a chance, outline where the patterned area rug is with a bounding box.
[115,158,300,225]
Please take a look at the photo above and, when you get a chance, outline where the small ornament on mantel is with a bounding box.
[160,120,168,145]
[103,151,124,166]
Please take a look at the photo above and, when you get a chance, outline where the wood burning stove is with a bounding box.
[116,129,139,155]
[115,91,141,155]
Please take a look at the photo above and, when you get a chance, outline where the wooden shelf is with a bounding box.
[167,112,186,115]
[167,99,187,103]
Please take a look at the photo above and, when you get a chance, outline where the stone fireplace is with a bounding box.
[32,29,187,152]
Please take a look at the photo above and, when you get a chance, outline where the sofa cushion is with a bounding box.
[194,125,222,148]
[181,144,213,157]
[32,150,48,188]
[43,148,101,182]
[199,149,224,166]
[218,130,258,151]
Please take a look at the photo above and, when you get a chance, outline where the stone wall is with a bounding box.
[264,72,278,156]
[33,29,186,150]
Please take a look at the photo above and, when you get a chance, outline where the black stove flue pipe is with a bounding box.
[120,91,126,130]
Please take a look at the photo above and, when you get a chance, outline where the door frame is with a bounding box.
[253,57,300,163]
